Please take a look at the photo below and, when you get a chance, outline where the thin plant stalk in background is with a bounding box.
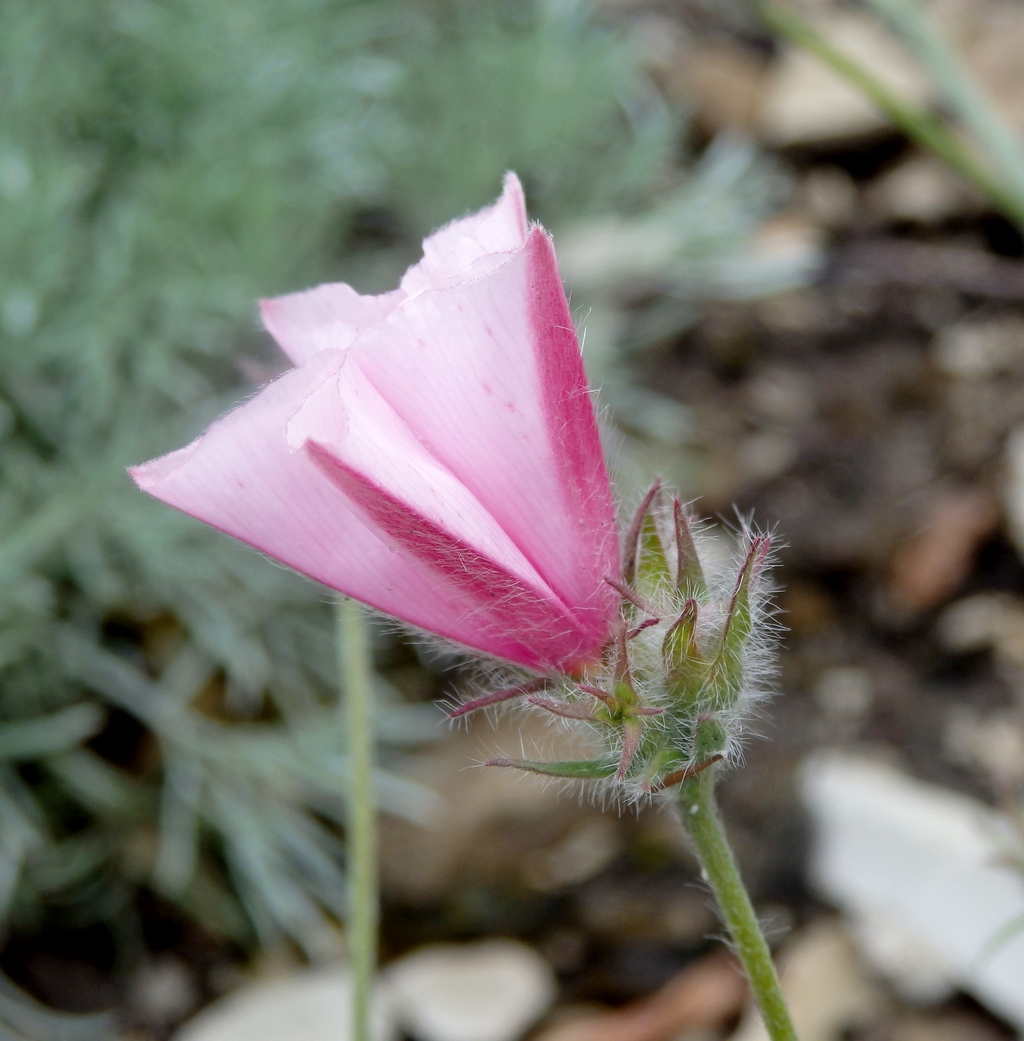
[749,0,1024,229]
[338,599,377,1041]
[131,177,797,1039]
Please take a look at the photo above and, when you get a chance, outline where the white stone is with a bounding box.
[386,939,556,1041]
[934,317,1024,377]
[813,667,873,723]
[801,753,1024,1027]
[172,966,396,1041]
[867,155,981,224]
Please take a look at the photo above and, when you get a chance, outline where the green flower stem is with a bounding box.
[338,598,377,1041]
[679,768,797,1041]
[753,0,1024,229]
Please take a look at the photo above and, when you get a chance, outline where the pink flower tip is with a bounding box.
[131,173,621,673]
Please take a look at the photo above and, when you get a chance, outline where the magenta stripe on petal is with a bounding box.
[304,438,599,670]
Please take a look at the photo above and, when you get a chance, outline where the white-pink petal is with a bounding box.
[260,284,404,367]
[132,352,606,669]
[133,174,620,672]
[400,172,528,296]
[351,227,620,652]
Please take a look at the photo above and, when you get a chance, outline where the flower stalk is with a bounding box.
[679,766,797,1041]
[464,485,795,1033]
[338,598,377,1041]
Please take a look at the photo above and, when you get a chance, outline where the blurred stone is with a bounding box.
[730,919,883,1041]
[889,1008,1012,1041]
[755,288,831,334]
[800,166,859,230]
[173,966,396,1041]
[379,716,595,901]
[887,487,998,612]
[850,909,957,1005]
[738,430,800,484]
[813,666,873,723]
[758,13,931,146]
[866,154,982,224]
[937,592,1024,672]
[750,216,825,288]
[945,377,1024,469]
[129,958,199,1026]
[911,287,965,332]
[934,316,1024,377]
[801,752,1024,1027]
[674,40,770,132]
[747,368,816,426]
[945,708,1024,791]
[533,952,746,1041]
[386,939,555,1041]
[523,817,620,891]
[576,882,715,945]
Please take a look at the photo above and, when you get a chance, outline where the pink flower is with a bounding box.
[131,175,621,672]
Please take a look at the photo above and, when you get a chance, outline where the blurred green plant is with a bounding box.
[0,0,791,959]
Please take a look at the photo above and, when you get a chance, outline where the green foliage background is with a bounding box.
[0,0,784,957]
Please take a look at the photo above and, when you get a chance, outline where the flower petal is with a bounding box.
[350,226,621,651]
[257,171,525,365]
[399,172,528,296]
[260,284,404,367]
[288,358,603,667]
[131,350,597,669]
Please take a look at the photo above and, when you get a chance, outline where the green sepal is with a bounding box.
[622,481,662,585]
[635,510,670,597]
[694,716,728,760]
[485,757,617,779]
[673,499,707,598]
[707,537,768,709]
[662,599,704,701]
[612,679,637,711]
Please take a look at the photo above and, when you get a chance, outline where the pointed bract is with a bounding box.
[663,599,701,700]
[673,498,707,597]
[615,718,644,780]
[485,757,617,780]
[449,679,548,719]
[636,510,671,596]
[527,696,597,721]
[708,537,771,708]
[622,481,662,585]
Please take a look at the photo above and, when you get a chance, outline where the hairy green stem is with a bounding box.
[679,768,797,1041]
[755,1,1024,229]
[338,598,377,1041]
